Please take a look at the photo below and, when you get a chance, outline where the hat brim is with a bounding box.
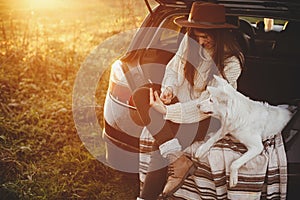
[174,16,237,29]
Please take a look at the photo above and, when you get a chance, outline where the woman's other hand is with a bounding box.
[160,86,173,104]
[149,88,167,114]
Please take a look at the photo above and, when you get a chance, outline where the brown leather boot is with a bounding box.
[162,154,196,197]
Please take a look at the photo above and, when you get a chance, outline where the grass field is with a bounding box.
[0,0,149,199]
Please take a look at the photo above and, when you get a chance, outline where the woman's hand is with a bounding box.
[160,86,173,104]
[149,88,167,115]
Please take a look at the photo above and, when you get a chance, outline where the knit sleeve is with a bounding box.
[161,55,180,96]
[161,34,188,96]
[164,94,209,123]
[223,56,242,89]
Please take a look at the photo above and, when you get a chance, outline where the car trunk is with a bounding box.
[150,0,300,20]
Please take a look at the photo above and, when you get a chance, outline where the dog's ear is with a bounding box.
[207,86,229,106]
[213,75,228,87]
[207,86,225,96]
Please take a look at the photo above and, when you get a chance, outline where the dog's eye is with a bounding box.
[209,98,213,103]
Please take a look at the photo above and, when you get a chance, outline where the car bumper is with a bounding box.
[102,92,143,173]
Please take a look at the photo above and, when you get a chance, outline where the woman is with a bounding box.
[134,2,244,200]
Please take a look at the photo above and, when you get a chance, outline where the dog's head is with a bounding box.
[198,75,235,119]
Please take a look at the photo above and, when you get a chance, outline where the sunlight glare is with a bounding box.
[29,0,64,10]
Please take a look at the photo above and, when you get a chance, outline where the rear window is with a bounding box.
[148,14,184,51]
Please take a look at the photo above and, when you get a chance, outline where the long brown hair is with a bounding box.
[184,28,244,86]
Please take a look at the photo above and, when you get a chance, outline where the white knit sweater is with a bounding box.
[162,34,242,123]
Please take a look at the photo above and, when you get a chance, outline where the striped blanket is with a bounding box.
[139,128,287,200]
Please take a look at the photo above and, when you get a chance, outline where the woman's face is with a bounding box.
[193,29,215,50]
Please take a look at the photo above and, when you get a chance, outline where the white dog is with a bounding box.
[195,75,292,187]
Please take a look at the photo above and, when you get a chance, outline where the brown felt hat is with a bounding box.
[174,2,237,29]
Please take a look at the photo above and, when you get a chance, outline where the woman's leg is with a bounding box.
[161,118,212,197]
[139,146,168,200]
[194,117,212,142]
[133,85,211,198]
[133,85,177,199]
[133,86,192,199]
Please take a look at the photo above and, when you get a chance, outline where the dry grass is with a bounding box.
[0,0,148,199]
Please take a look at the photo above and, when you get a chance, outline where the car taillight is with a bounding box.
[108,60,133,107]
[108,60,145,126]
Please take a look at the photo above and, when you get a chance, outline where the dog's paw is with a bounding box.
[229,170,238,188]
